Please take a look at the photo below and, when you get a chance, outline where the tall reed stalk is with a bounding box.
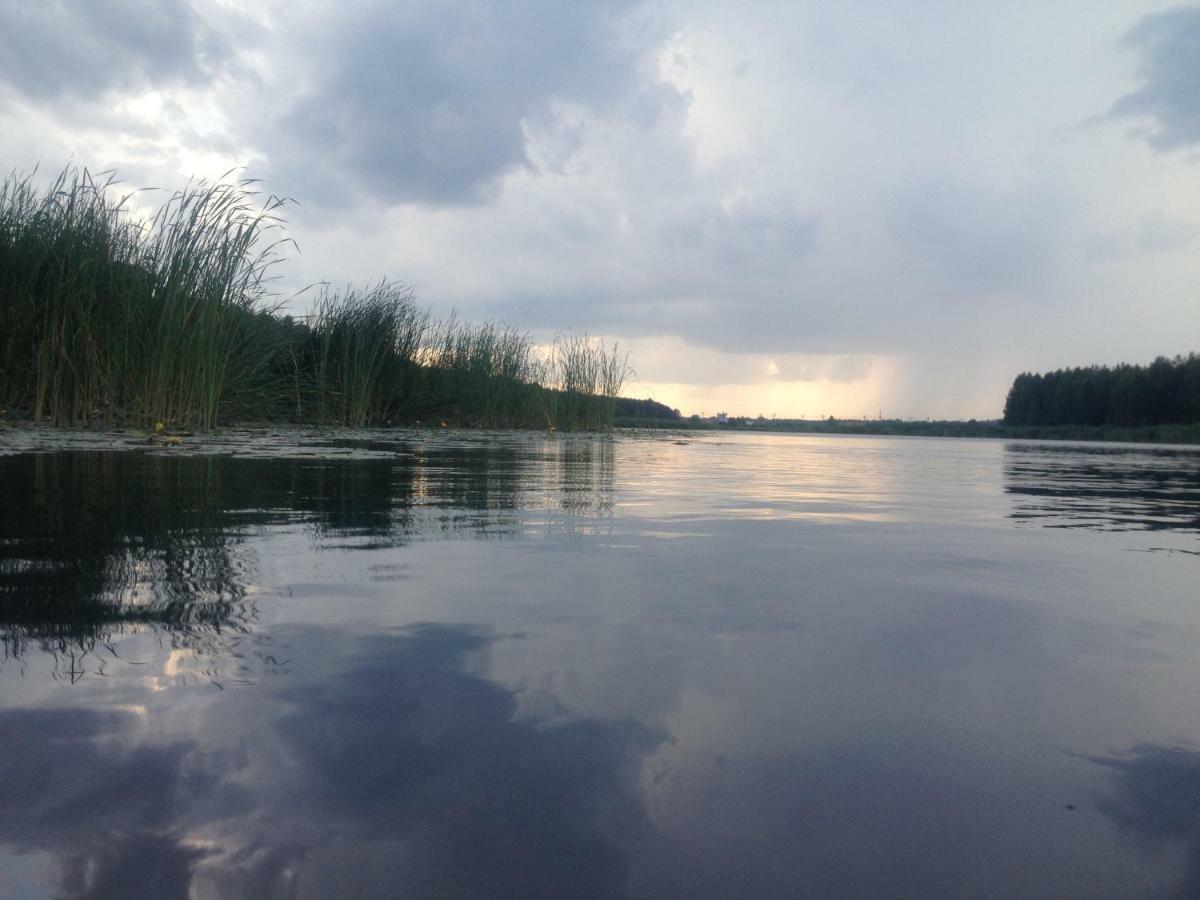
[0,163,631,431]
[542,333,630,430]
[296,281,429,426]
[421,316,543,426]
[0,165,289,427]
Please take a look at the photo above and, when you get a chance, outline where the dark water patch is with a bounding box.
[1090,744,1200,898]
[0,625,658,898]
[0,706,216,899]
[1005,442,1200,532]
[0,436,614,667]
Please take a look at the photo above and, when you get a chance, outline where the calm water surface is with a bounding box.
[1,428,1199,898]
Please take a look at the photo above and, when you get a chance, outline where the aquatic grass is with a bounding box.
[0,166,132,421]
[138,174,293,427]
[0,165,291,428]
[542,333,630,431]
[0,163,630,431]
[297,281,430,426]
[421,316,544,427]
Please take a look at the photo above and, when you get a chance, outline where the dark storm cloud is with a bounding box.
[1091,744,1200,896]
[888,177,1065,296]
[0,0,228,101]
[1111,5,1200,150]
[667,198,821,269]
[0,707,215,898]
[828,354,873,382]
[1084,210,1199,260]
[267,0,659,204]
[1136,209,1199,252]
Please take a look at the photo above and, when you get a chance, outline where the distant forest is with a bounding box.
[614,397,681,419]
[1003,354,1200,427]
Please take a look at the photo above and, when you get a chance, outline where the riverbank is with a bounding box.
[615,416,1200,444]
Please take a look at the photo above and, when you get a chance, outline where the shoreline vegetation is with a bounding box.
[0,165,627,431]
[1003,356,1200,429]
[1,165,1195,446]
[614,415,1200,444]
[615,360,1200,444]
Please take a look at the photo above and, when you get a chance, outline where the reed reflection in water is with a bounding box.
[1004,442,1200,533]
[0,433,615,677]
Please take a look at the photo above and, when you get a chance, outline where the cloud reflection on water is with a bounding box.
[1091,744,1200,898]
[0,625,659,898]
[0,707,212,899]
[0,435,615,673]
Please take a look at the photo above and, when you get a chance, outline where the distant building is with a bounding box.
[715,411,728,424]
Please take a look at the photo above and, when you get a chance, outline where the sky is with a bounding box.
[1,0,1198,419]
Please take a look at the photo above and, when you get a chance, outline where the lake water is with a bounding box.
[1,428,1198,898]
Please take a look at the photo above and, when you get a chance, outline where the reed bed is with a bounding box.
[292,281,430,426]
[422,316,543,427]
[0,166,289,428]
[543,333,628,431]
[0,164,629,431]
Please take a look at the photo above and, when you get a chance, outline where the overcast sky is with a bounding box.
[2,0,1198,418]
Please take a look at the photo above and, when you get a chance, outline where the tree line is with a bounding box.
[613,396,680,420]
[1003,354,1200,427]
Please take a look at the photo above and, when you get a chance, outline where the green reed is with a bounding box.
[0,163,629,431]
[542,333,630,431]
[0,165,289,427]
[293,281,430,426]
[420,316,544,426]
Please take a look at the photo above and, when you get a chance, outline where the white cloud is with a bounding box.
[2,0,1198,418]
